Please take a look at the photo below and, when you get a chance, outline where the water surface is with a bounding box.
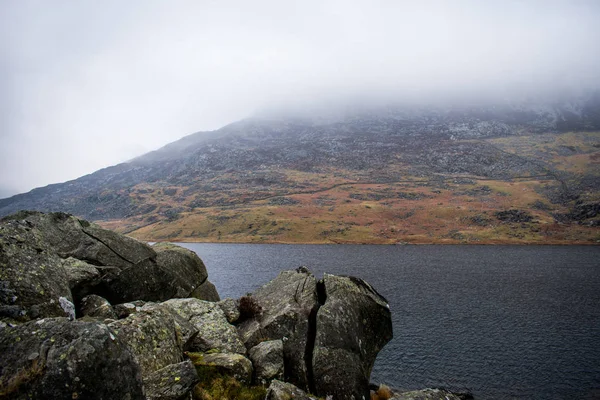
[177,243,600,400]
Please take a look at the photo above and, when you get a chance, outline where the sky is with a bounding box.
[1,0,599,198]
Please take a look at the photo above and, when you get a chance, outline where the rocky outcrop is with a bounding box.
[144,360,200,400]
[160,298,246,354]
[0,212,400,400]
[237,268,319,390]
[248,339,284,385]
[0,318,145,400]
[237,267,393,399]
[0,211,218,324]
[313,274,393,400]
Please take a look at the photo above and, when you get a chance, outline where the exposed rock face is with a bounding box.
[0,317,145,400]
[0,217,73,322]
[0,211,218,324]
[265,380,313,400]
[237,268,318,391]
[108,305,196,377]
[218,298,240,323]
[191,280,221,302]
[144,360,200,400]
[312,274,393,400]
[237,268,393,399]
[152,242,211,299]
[161,298,246,354]
[248,339,284,385]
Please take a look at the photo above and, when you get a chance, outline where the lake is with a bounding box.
[177,243,600,400]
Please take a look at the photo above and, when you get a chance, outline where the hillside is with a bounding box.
[2,95,600,244]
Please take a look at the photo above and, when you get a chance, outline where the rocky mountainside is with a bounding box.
[1,93,599,243]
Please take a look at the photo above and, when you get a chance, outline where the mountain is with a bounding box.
[2,94,600,244]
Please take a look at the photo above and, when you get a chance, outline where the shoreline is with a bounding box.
[140,237,600,245]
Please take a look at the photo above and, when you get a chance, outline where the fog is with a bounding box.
[1,0,599,197]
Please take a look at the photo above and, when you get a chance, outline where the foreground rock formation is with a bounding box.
[0,211,469,399]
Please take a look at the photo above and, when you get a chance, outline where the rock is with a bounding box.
[61,256,101,293]
[79,294,117,320]
[495,209,534,223]
[0,212,215,314]
[218,298,240,323]
[190,352,253,384]
[152,242,211,299]
[0,218,73,322]
[108,305,197,377]
[391,388,473,400]
[3,211,156,268]
[0,317,144,400]
[312,274,393,400]
[113,300,147,319]
[161,298,245,354]
[248,339,284,385]
[191,279,221,302]
[144,360,200,400]
[58,297,75,320]
[265,380,313,400]
[237,268,318,391]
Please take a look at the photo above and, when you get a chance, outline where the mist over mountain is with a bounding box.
[2,0,600,197]
[1,90,599,244]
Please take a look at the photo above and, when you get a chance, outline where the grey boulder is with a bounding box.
[312,274,393,400]
[248,339,284,385]
[161,298,245,354]
[108,305,196,378]
[144,360,200,400]
[0,317,144,400]
[237,268,318,391]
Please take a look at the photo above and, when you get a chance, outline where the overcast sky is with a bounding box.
[1,0,599,198]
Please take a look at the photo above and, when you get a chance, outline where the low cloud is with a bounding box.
[1,0,599,196]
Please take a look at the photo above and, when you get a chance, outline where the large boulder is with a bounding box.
[248,339,284,385]
[237,268,318,391]
[191,279,221,302]
[0,211,218,323]
[108,305,197,378]
[0,317,144,400]
[312,274,393,400]
[152,242,216,300]
[144,360,200,400]
[0,218,73,322]
[161,298,245,354]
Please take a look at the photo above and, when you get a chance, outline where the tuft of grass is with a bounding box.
[186,352,266,400]
[0,358,46,399]
[237,296,262,323]
[371,384,394,400]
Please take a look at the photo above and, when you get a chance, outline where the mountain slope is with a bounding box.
[2,95,600,244]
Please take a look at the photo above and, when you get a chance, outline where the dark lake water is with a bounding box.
[177,243,600,400]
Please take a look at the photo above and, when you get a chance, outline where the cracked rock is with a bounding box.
[312,274,393,400]
[237,268,318,391]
